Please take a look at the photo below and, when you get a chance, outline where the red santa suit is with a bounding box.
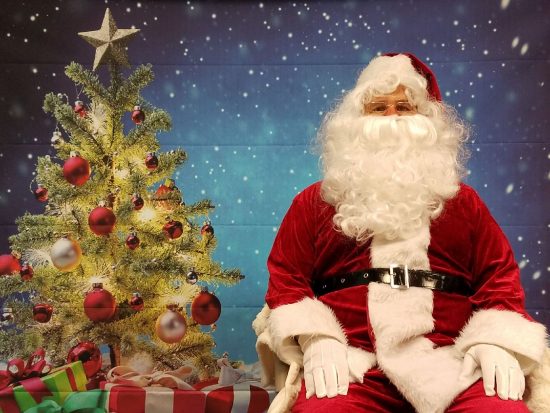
[254,181,547,413]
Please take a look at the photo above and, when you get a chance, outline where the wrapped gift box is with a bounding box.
[100,382,206,413]
[99,380,276,413]
[195,379,277,413]
[0,361,88,413]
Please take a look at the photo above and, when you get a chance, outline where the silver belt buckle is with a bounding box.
[389,264,410,289]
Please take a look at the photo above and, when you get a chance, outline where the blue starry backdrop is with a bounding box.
[0,0,549,363]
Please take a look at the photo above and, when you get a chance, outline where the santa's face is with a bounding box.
[320,84,464,243]
[362,85,417,117]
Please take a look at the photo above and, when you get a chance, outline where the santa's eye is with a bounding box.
[365,103,387,113]
[396,103,414,112]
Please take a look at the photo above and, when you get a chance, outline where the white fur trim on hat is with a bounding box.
[355,54,428,97]
[454,309,548,374]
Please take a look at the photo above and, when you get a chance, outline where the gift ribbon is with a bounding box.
[0,348,52,390]
[23,389,107,413]
[106,365,195,390]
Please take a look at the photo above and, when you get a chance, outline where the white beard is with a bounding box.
[320,113,461,242]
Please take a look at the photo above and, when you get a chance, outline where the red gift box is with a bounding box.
[195,380,276,413]
[100,382,206,413]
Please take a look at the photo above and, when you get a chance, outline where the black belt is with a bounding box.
[312,266,473,297]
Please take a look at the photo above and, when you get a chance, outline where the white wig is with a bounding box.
[317,54,470,242]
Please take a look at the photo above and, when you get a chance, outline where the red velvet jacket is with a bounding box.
[265,181,531,352]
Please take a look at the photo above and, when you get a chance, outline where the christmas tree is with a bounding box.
[0,8,243,380]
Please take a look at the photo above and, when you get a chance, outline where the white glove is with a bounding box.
[460,343,525,401]
[298,335,349,399]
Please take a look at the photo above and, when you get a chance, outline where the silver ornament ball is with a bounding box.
[50,237,82,271]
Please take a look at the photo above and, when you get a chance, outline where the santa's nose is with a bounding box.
[384,105,397,116]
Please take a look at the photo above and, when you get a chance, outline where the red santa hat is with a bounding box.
[383,52,442,101]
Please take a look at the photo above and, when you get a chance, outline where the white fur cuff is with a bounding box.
[268,297,348,350]
[455,309,548,373]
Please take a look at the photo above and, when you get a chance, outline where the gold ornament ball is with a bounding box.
[50,237,82,271]
[155,305,187,344]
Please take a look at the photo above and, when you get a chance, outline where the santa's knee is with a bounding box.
[451,397,530,413]
[291,395,353,413]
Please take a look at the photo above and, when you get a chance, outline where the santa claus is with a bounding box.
[253,53,548,413]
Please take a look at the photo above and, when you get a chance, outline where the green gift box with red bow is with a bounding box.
[0,361,88,413]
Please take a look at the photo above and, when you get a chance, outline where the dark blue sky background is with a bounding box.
[0,0,548,362]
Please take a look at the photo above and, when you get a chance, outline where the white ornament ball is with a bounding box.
[50,237,82,271]
[155,305,187,344]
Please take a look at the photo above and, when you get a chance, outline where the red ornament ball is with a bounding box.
[130,292,144,311]
[88,206,116,235]
[63,152,91,186]
[125,233,140,250]
[131,194,144,211]
[34,185,48,202]
[20,262,34,281]
[33,303,53,323]
[131,105,145,124]
[201,221,214,237]
[153,179,182,211]
[67,341,102,378]
[0,254,21,276]
[74,100,87,118]
[186,269,198,285]
[84,283,116,322]
[145,153,159,170]
[163,220,183,240]
[191,289,221,325]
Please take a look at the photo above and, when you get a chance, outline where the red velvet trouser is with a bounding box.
[291,369,529,412]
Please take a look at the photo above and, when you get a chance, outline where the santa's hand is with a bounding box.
[460,343,525,401]
[298,335,349,399]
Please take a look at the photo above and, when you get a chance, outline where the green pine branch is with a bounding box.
[43,93,106,157]
[65,62,109,104]
[125,108,172,146]
[116,64,155,110]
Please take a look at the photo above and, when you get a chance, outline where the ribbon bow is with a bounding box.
[106,365,194,390]
[0,348,52,390]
